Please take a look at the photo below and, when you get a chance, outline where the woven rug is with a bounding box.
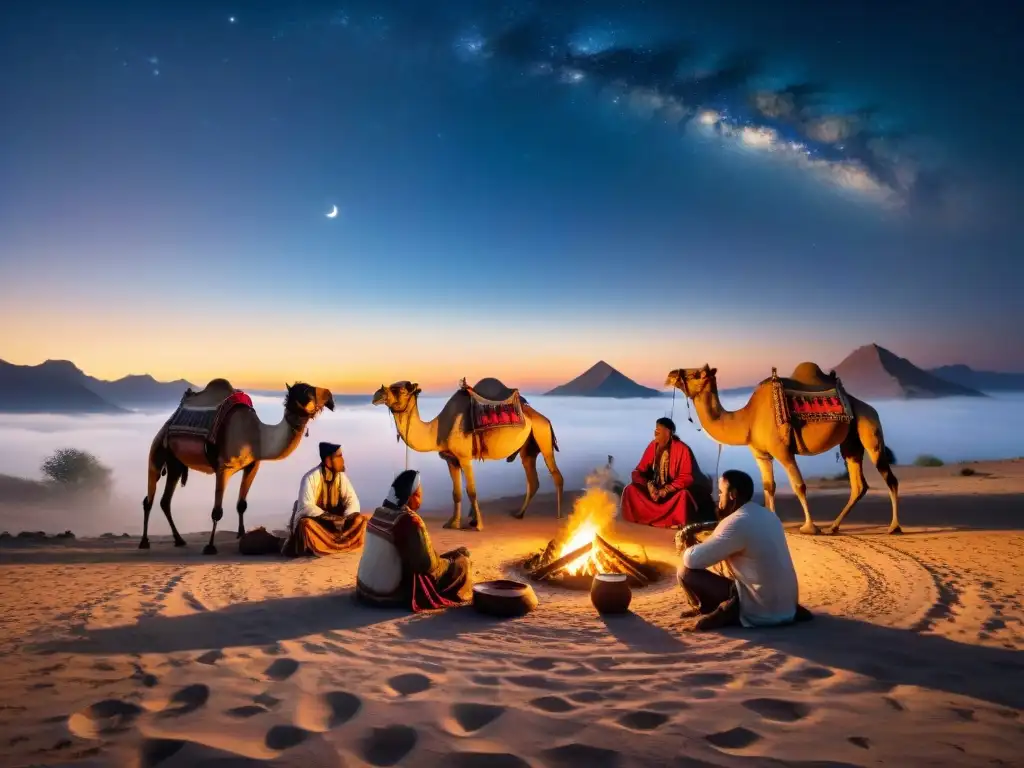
[167,391,254,442]
[771,376,853,427]
[468,391,525,433]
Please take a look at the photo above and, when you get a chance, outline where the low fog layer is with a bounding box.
[1,392,1021,536]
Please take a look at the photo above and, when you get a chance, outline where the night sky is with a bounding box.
[1,1,1021,391]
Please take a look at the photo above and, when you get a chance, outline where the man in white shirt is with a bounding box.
[679,469,812,631]
[282,442,367,557]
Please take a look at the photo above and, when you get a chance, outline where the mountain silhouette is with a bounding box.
[545,361,662,398]
[929,364,1024,392]
[0,359,196,413]
[832,344,985,399]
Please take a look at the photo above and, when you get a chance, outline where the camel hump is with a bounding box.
[181,378,238,408]
[469,377,518,401]
[788,363,836,387]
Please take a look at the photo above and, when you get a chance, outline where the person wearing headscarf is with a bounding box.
[619,417,717,528]
[355,469,473,612]
[281,442,368,557]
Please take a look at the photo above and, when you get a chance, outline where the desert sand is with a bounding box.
[1,460,1022,767]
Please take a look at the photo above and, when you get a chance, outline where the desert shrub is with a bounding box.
[959,466,977,476]
[913,454,944,468]
[40,448,112,490]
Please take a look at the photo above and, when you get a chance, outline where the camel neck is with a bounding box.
[692,386,751,446]
[393,397,440,452]
[258,409,308,461]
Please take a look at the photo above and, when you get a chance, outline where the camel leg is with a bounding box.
[140,450,163,550]
[236,461,260,538]
[158,460,188,547]
[512,451,540,519]
[827,433,868,535]
[203,469,229,555]
[751,450,777,514]
[861,424,901,534]
[443,458,463,530]
[461,460,483,531]
[536,435,564,520]
[777,454,819,535]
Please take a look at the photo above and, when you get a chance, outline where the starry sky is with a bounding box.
[1,0,1021,392]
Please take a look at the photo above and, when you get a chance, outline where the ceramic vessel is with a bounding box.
[590,573,632,614]
[472,580,539,618]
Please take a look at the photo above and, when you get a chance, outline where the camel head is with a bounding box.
[665,365,718,399]
[284,382,335,418]
[372,381,422,412]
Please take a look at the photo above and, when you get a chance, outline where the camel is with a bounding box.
[371,379,564,530]
[142,380,335,555]
[666,363,900,535]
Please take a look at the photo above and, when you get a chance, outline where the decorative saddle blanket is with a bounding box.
[165,390,254,466]
[769,368,853,427]
[459,379,526,433]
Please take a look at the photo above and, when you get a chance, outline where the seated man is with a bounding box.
[282,442,368,557]
[678,469,813,631]
[620,417,716,528]
[355,469,473,612]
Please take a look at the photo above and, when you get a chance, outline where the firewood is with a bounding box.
[530,541,593,581]
[594,535,649,586]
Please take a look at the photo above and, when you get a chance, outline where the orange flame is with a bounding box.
[557,482,618,576]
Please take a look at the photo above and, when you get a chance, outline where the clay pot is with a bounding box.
[590,573,632,614]
[472,580,539,618]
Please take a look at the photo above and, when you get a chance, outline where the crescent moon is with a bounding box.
[326,205,338,219]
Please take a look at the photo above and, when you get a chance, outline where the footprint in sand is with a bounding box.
[254,692,282,709]
[448,702,506,734]
[471,674,501,686]
[387,672,433,696]
[139,737,186,767]
[264,658,300,682]
[542,743,621,768]
[196,649,224,665]
[848,736,871,749]
[226,705,268,719]
[295,690,363,731]
[520,657,558,671]
[265,724,311,751]
[781,666,835,684]
[158,684,210,718]
[301,641,329,655]
[691,689,717,700]
[741,698,812,723]
[449,753,531,768]
[505,674,568,692]
[529,696,578,714]
[883,696,905,712]
[950,707,976,721]
[705,727,762,750]
[68,699,143,739]
[617,710,670,731]
[359,724,418,766]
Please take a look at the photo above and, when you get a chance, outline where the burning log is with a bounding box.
[528,540,594,582]
[594,535,649,587]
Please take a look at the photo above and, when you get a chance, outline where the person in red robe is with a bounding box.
[620,417,717,528]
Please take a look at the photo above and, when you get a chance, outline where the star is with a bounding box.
[229,16,237,24]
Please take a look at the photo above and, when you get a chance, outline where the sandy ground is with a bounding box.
[0,461,1022,767]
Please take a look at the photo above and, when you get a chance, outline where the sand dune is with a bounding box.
[1,464,1022,766]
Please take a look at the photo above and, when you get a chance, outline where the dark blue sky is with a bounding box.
[0,1,1021,389]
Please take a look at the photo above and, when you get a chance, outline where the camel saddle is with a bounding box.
[767,365,853,440]
[459,377,527,433]
[164,379,254,468]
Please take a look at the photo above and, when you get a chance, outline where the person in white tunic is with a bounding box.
[678,469,813,631]
[282,442,368,557]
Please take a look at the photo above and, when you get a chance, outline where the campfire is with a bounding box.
[521,473,666,590]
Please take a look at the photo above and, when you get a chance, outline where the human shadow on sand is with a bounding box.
[746,613,1024,710]
[30,591,399,656]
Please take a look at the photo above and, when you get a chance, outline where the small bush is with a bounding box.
[913,454,945,468]
[40,448,112,490]
[959,466,977,476]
